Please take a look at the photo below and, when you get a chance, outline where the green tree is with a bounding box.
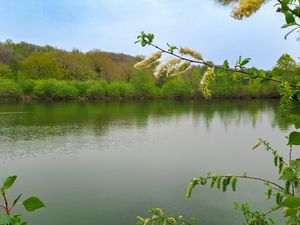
[275,54,297,72]
[50,50,98,80]
[19,53,63,79]
[0,64,14,79]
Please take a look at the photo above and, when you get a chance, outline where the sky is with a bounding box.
[0,0,299,69]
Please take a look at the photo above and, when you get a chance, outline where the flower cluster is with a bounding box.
[154,58,181,78]
[200,67,216,99]
[180,47,203,60]
[134,51,162,69]
[232,0,265,19]
[167,61,191,77]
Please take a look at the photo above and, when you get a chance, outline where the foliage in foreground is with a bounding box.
[0,176,45,225]
[135,0,300,224]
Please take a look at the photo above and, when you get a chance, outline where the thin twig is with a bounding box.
[1,191,10,215]
[289,145,295,195]
[206,175,286,192]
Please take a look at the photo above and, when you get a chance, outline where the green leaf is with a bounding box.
[240,58,251,66]
[217,70,227,76]
[281,167,298,181]
[3,175,17,190]
[223,60,229,69]
[10,214,21,224]
[293,7,300,16]
[275,196,300,209]
[231,177,237,191]
[281,22,298,28]
[295,120,300,129]
[0,215,12,224]
[288,131,300,146]
[284,12,295,24]
[246,68,259,79]
[23,196,45,212]
[13,193,23,207]
[233,202,240,209]
[281,0,290,11]
[284,208,298,217]
[266,188,272,199]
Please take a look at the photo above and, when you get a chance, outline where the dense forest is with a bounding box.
[0,39,299,101]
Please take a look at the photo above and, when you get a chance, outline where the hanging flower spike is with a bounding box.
[167,61,191,77]
[154,58,181,78]
[134,51,162,70]
[180,47,203,61]
[200,67,216,99]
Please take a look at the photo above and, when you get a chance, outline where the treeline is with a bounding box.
[0,39,298,101]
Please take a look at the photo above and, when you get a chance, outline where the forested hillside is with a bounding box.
[0,39,298,100]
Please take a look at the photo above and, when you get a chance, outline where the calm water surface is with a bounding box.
[0,100,297,225]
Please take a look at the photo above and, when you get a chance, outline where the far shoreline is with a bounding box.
[0,95,281,104]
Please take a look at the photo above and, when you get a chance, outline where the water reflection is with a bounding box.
[0,99,296,158]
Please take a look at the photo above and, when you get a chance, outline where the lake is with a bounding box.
[0,100,296,225]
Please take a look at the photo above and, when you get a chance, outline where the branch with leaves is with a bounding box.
[137,208,196,225]
[0,176,45,225]
[134,31,300,116]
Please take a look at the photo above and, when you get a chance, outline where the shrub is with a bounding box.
[106,83,120,97]
[0,78,23,99]
[33,79,58,98]
[117,82,136,97]
[72,81,88,96]
[131,69,157,97]
[105,82,136,97]
[162,76,194,97]
[18,79,35,96]
[33,79,78,98]
[53,80,78,98]
[85,80,106,98]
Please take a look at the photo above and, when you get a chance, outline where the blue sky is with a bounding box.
[0,0,299,69]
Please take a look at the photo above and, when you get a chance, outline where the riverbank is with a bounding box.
[0,95,281,103]
[0,76,280,103]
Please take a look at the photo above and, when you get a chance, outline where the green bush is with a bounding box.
[18,79,35,96]
[71,81,88,96]
[162,76,194,97]
[0,78,23,99]
[106,83,120,97]
[85,80,106,98]
[53,80,78,98]
[33,79,78,98]
[131,70,157,97]
[33,79,57,98]
[105,82,136,97]
[117,82,136,97]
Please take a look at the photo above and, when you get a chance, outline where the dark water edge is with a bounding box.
[0,95,280,103]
